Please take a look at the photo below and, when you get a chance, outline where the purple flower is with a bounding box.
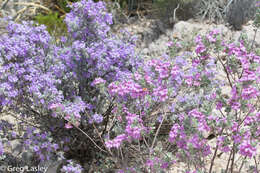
[33,145,40,152]
[169,103,176,113]
[160,162,169,169]
[89,113,103,124]
[61,160,83,173]
[0,141,4,155]
[256,1,260,7]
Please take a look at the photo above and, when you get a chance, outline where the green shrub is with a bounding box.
[34,12,67,37]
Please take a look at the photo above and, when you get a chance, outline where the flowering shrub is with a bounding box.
[0,0,260,172]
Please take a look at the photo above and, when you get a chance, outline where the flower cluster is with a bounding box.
[65,0,113,42]
[89,113,103,124]
[105,134,127,149]
[61,160,83,173]
[22,127,59,161]
[0,21,63,108]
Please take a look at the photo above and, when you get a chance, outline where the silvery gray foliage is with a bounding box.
[195,0,226,23]
[226,0,257,30]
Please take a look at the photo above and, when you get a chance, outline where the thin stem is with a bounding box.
[84,111,113,155]
[0,0,10,9]
[8,112,40,129]
[230,143,236,173]
[150,111,165,151]
[218,56,233,88]
[209,145,219,173]
[173,3,180,23]
[143,136,150,149]
[209,127,224,173]
[238,156,247,173]
[73,125,108,154]
[254,156,259,173]
[250,28,258,52]
[225,148,233,173]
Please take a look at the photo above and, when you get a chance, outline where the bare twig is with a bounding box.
[0,0,9,10]
[209,127,224,173]
[230,143,236,173]
[8,111,41,129]
[238,156,247,173]
[14,2,50,12]
[14,6,28,22]
[225,149,233,173]
[254,156,259,173]
[54,4,66,15]
[250,28,258,52]
[224,0,235,15]
[150,108,166,152]
[173,3,180,23]
[73,125,108,154]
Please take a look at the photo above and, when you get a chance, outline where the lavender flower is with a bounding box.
[89,113,103,124]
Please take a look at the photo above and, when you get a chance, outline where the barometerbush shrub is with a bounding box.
[0,0,259,173]
[105,29,260,172]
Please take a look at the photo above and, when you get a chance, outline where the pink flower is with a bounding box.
[195,35,202,44]
[185,76,193,86]
[244,116,256,126]
[91,77,106,86]
[167,41,173,47]
[105,134,127,149]
[134,72,142,80]
[65,114,70,121]
[233,134,242,144]
[206,34,216,43]
[210,29,220,35]
[49,103,63,110]
[231,122,238,132]
[169,124,180,143]
[146,159,154,167]
[105,140,114,149]
[220,146,231,153]
[171,65,180,80]
[216,101,223,110]
[188,109,204,119]
[239,69,257,82]
[210,92,216,100]
[195,43,206,54]
[144,73,153,85]
[231,101,241,110]
[153,87,168,102]
[65,123,73,129]
[242,86,259,99]
[239,140,257,158]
